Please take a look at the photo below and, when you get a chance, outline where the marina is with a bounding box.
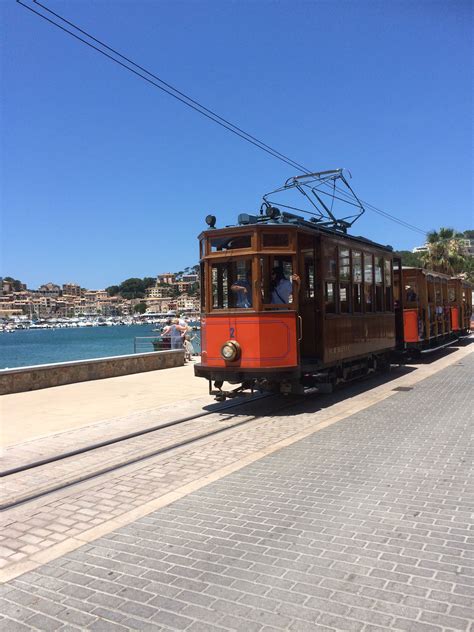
[0,320,201,370]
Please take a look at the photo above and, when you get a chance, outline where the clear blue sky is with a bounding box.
[1,0,472,289]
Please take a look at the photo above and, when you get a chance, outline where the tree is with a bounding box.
[106,285,120,297]
[463,229,474,239]
[142,277,156,289]
[4,276,24,291]
[118,278,146,299]
[134,302,147,314]
[421,227,466,275]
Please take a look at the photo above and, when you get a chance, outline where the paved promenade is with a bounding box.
[1,345,473,631]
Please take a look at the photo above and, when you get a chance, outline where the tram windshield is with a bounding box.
[209,255,298,310]
[211,259,252,309]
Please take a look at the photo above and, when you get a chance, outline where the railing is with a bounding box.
[134,330,201,355]
[134,336,171,354]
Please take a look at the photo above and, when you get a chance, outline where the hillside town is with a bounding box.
[0,270,200,322]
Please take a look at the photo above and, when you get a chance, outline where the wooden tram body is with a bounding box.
[195,216,397,395]
[398,268,473,353]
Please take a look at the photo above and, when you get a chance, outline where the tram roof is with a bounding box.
[199,213,393,253]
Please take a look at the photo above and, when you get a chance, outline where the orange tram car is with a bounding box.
[194,211,472,399]
[400,268,472,353]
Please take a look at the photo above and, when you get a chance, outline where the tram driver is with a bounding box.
[231,270,252,308]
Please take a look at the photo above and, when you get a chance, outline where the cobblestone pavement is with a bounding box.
[1,349,473,631]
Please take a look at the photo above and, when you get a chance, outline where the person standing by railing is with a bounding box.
[168,318,187,350]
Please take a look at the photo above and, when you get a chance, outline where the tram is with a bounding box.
[398,267,473,353]
[194,171,472,398]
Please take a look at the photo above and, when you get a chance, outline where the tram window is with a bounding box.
[211,259,253,309]
[375,285,384,312]
[340,283,350,313]
[339,248,350,280]
[211,264,228,309]
[323,243,337,278]
[199,238,206,259]
[427,277,435,302]
[261,256,296,307]
[384,259,392,311]
[200,263,205,310]
[352,251,362,283]
[353,283,362,312]
[303,251,315,299]
[364,253,374,312]
[262,233,289,248]
[352,251,362,312]
[448,287,456,302]
[405,282,418,302]
[325,282,336,313]
[210,234,251,252]
[375,257,383,284]
[375,257,383,311]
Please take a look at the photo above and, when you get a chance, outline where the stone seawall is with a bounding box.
[0,351,185,395]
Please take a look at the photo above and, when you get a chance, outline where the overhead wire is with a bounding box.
[18,0,428,236]
[17,0,307,174]
[32,0,314,176]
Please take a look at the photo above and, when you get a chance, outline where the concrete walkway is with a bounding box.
[1,360,209,447]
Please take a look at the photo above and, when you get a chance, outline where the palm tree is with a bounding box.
[421,227,466,275]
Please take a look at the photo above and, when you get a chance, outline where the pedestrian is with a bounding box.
[160,319,172,350]
[183,334,195,361]
[169,318,187,350]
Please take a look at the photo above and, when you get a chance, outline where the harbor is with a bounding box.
[0,318,200,370]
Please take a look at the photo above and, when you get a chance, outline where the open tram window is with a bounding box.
[364,253,374,312]
[200,263,205,311]
[405,279,418,302]
[448,286,456,303]
[323,242,337,314]
[260,255,297,307]
[384,259,393,311]
[325,282,336,313]
[211,259,253,310]
[375,256,384,312]
[303,251,315,300]
[339,248,351,313]
[324,243,337,278]
[352,250,362,312]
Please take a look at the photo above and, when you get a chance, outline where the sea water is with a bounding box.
[0,325,201,370]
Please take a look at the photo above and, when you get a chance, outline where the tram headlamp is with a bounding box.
[220,340,241,362]
[265,205,281,220]
[205,214,217,228]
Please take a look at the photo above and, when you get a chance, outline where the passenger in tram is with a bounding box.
[405,286,418,302]
[231,271,252,308]
[270,267,300,304]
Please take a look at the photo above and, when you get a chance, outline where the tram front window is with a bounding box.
[211,259,252,309]
[260,256,298,307]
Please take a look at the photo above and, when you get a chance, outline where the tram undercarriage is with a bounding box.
[196,351,393,401]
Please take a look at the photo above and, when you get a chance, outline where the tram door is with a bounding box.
[299,235,318,358]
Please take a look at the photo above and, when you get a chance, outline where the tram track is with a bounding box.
[5,353,463,514]
[0,394,271,478]
[1,393,294,512]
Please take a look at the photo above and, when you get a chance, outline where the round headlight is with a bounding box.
[220,340,240,362]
